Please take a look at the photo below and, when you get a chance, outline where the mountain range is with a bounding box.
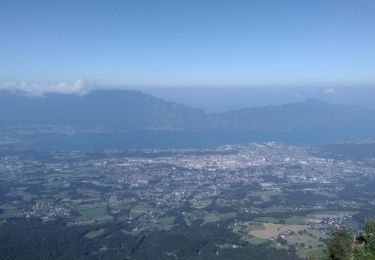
[1,89,374,135]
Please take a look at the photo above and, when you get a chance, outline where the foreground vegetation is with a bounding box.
[315,219,375,260]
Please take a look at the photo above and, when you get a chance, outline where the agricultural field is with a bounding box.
[249,223,308,239]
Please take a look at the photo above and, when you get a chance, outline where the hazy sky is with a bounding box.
[1,0,375,88]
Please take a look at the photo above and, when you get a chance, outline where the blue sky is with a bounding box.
[1,0,375,88]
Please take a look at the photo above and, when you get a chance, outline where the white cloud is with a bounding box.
[0,79,96,96]
[324,88,338,94]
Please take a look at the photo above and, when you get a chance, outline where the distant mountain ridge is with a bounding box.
[141,87,375,112]
[214,98,375,132]
[1,90,374,134]
[0,90,208,130]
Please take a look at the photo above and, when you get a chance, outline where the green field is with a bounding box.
[284,215,307,225]
[244,236,268,245]
[74,205,113,224]
[84,228,105,239]
[130,203,154,216]
[201,212,236,226]
[249,191,282,203]
[244,222,266,232]
[253,216,279,223]
[145,216,176,231]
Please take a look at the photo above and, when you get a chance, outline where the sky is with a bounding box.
[1,0,375,91]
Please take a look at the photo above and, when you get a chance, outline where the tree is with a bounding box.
[363,219,375,251]
[324,228,353,260]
